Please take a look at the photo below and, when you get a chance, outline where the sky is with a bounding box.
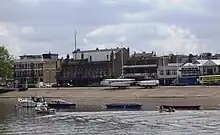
[0,0,220,57]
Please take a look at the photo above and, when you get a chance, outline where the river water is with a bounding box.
[0,105,220,135]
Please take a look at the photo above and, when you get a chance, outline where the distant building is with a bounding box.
[58,47,130,86]
[42,53,60,85]
[13,53,59,86]
[157,62,183,85]
[168,54,198,64]
[13,55,43,86]
[123,52,159,80]
[194,60,220,75]
[180,63,200,78]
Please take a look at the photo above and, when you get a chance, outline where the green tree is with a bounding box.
[0,45,13,78]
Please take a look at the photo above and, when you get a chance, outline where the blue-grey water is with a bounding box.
[1,106,220,135]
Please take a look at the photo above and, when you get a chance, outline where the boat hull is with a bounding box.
[162,105,201,110]
[36,109,55,115]
[47,104,76,109]
[105,103,142,110]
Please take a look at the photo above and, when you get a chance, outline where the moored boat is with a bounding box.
[17,98,36,108]
[105,103,142,110]
[16,96,46,108]
[156,106,175,113]
[47,99,76,109]
[162,105,201,110]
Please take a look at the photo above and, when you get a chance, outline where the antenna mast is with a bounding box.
[121,43,124,78]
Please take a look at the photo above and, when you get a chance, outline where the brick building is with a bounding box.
[42,53,60,85]
[58,47,130,86]
[13,53,59,87]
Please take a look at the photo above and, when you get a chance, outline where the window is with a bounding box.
[167,70,171,75]
[173,70,177,75]
[107,55,109,60]
[89,56,92,62]
[160,71,164,75]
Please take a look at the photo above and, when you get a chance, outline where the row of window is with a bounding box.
[15,77,39,84]
[160,70,177,76]
[182,67,199,70]
[181,71,199,75]
[63,72,108,78]
[125,69,157,73]
[63,68,107,73]
[14,70,43,77]
[14,63,43,69]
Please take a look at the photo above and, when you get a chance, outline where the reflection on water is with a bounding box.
[0,104,220,135]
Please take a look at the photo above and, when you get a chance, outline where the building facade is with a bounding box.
[123,52,159,80]
[13,53,59,87]
[13,55,43,86]
[177,63,200,85]
[194,60,220,75]
[42,53,59,85]
[58,47,130,86]
[157,63,182,85]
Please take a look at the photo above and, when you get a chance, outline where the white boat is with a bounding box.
[16,98,37,108]
[137,79,159,88]
[35,102,56,115]
[100,78,135,88]
[16,96,46,108]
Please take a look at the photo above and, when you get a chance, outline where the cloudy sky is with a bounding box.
[0,0,219,57]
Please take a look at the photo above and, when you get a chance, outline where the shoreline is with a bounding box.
[1,86,220,111]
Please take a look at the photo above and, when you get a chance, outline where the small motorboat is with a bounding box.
[157,106,175,113]
[16,96,46,108]
[105,103,142,110]
[35,102,55,115]
[47,99,76,109]
[162,105,201,110]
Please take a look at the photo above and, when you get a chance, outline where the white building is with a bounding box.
[193,60,220,75]
[72,48,124,62]
[180,63,200,78]
[157,63,182,79]
[157,63,183,85]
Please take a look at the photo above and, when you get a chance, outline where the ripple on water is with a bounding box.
[1,110,220,134]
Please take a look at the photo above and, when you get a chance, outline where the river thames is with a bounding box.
[0,104,220,135]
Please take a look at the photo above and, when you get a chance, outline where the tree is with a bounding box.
[0,45,13,78]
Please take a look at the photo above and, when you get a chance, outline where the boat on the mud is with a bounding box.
[162,105,201,110]
[35,102,55,115]
[47,99,76,109]
[105,103,142,110]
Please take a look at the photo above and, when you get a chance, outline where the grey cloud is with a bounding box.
[0,0,220,56]
[1,0,151,26]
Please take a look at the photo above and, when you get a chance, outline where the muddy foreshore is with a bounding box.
[0,86,220,111]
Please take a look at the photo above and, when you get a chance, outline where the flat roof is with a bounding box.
[123,64,157,68]
[73,47,124,53]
